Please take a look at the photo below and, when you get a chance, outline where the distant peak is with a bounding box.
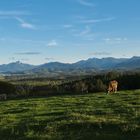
[10,61,23,65]
[132,56,140,58]
[131,56,140,59]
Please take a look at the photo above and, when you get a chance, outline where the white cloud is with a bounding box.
[0,11,35,30]
[47,40,58,47]
[78,0,94,7]
[15,17,36,30]
[15,52,41,55]
[80,17,115,24]
[103,37,128,44]
[21,22,35,29]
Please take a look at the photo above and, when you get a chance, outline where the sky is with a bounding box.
[0,0,140,65]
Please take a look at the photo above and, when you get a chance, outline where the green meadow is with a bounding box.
[0,90,140,140]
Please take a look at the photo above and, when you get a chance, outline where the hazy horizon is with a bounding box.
[0,55,140,65]
[0,0,140,64]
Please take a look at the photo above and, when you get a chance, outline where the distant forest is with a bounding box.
[0,71,140,98]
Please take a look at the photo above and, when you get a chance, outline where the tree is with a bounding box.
[74,81,88,93]
[95,79,107,92]
[106,71,120,81]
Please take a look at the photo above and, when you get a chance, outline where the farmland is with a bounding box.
[0,90,139,140]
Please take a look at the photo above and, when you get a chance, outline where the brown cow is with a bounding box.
[108,80,118,94]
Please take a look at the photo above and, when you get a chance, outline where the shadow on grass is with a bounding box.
[4,108,29,114]
[57,122,140,140]
[0,121,139,140]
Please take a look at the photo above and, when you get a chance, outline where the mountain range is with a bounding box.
[0,56,140,74]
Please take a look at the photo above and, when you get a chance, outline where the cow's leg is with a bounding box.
[112,88,114,93]
[107,90,109,94]
[113,88,116,93]
[107,87,112,94]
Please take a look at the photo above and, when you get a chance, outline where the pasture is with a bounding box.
[0,90,139,140]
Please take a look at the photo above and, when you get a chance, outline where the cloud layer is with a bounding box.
[15,52,41,55]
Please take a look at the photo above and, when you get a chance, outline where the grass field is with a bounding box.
[0,90,140,140]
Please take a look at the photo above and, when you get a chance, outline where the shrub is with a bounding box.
[0,81,16,95]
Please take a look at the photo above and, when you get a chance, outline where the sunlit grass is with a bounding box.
[0,90,139,140]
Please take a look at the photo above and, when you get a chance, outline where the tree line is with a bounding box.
[1,71,140,98]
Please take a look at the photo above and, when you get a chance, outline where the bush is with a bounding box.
[15,84,34,97]
[0,81,16,95]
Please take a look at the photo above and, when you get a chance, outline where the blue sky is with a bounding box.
[0,0,140,64]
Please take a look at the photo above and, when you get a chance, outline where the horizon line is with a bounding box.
[1,56,140,66]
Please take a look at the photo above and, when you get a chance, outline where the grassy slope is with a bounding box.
[0,90,140,140]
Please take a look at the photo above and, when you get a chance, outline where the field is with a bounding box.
[0,90,140,140]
